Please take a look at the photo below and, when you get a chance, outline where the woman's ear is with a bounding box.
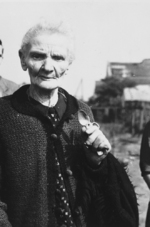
[18,50,27,71]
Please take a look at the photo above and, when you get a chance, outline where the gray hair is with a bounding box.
[20,18,75,64]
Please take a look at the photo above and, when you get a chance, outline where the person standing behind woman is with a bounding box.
[0,18,138,227]
[0,39,19,96]
[140,121,150,227]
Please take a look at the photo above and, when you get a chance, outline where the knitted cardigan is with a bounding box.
[0,85,138,227]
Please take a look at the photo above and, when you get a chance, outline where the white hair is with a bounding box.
[20,18,75,64]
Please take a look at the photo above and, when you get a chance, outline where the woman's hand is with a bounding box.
[82,124,111,166]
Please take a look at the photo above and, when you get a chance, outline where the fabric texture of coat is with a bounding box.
[0,85,138,227]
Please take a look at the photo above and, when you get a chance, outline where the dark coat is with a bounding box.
[0,85,138,227]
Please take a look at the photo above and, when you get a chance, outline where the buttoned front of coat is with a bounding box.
[0,85,139,227]
[0,85,94,227]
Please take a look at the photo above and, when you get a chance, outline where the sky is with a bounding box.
[0,0,150,100]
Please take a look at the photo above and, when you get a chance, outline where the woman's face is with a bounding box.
[21,32,70,91]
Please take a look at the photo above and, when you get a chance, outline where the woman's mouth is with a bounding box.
[39,75,57,80]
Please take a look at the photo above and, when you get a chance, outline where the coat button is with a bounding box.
[66,168,73,176]
[50,134,58,140]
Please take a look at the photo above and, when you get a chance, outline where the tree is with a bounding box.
[88,76,136,107]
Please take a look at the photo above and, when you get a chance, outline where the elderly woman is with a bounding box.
[0,19,138,227]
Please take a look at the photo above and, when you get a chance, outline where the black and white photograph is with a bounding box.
[0,0,150,226]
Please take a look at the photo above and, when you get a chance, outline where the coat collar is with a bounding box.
[11,85,79,120]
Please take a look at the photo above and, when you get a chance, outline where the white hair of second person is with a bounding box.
[20,18,75,65]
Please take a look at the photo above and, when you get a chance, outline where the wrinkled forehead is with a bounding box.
[26,32,70,55]
[30,32,69,46]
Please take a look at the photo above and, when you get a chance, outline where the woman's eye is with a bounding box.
[52,55,65,61]
[31,53,45,60]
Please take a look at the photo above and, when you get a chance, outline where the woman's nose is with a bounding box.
[42,57,54,71]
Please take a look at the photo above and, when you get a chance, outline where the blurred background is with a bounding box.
[0,0,150,226]
[1,0,150,100]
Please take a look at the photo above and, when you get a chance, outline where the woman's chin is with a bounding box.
[34,80,60,91]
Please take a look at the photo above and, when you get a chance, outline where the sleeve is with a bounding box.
[140,121,150,176]
[0,144,12,227]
